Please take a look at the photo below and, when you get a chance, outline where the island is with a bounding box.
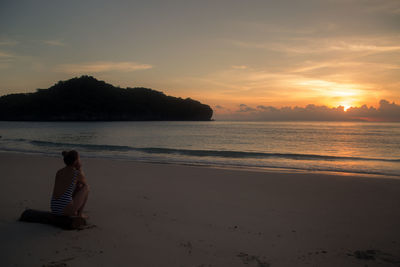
[0,76,213,121]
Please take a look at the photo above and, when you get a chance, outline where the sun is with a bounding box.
[343,105,351,112]
[332,94,361,112]
[337,101,355,111]
[337,97,362,112]
[296,79,366,112]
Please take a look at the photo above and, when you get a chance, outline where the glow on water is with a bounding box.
[0,121,399,177]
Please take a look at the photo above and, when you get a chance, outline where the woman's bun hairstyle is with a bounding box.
[62,150,79,166]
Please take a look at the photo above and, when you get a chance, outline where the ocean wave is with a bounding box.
[5,138,399,163]
[0,146,399,178]
[136,147,400,162]
[30,140,132,151]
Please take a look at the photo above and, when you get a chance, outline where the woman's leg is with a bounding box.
[76,186,89,217]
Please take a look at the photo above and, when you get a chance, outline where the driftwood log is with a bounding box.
[19,209,86,230]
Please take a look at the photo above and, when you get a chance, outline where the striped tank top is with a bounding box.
[50,169,78,215]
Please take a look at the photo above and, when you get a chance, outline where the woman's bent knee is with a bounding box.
[82,184,89,194]
[77,183,89,192]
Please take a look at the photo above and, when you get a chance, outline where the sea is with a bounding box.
[0,121,399,178]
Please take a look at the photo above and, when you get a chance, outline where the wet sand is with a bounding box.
[1,152,400,266]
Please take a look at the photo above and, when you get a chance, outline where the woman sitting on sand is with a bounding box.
[50,150,89,217]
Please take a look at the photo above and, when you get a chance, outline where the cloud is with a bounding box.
[0,39,18,46]
[0,38,65,47]
[42,40,66,46]
[0,51,14,58]
[329,42,400,52]
[361,0,400,14]
[213,105,233,114]
[231,65,248,70]
[238,104,256,113]
[0,51,15,66]
[231,37,400,55]
[188,63,375,103]
[56,61,153,74]
[346,100,400,121]
[290,61,400,74]
[181,32,399,106]
[219,100,400,122]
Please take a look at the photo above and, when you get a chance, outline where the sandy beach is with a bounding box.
[1,152,400,267]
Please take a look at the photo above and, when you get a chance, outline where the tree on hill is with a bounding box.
[0,76,213,121]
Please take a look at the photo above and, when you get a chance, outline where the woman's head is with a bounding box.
[62,150,79,166]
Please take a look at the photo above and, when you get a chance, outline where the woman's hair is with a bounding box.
[62,150,79,166]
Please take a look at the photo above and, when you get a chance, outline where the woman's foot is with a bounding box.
[78,213,89,219]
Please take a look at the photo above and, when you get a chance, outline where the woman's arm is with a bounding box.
[73,170,88,196]
[76,170,88,185]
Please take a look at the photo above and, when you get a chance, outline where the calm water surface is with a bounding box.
[0,121,399,177]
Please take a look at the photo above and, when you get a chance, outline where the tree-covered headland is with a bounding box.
[0,76,213,121]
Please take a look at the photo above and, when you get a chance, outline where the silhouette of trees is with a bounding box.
[0,75,213,121]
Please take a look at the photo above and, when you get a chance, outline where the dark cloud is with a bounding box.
[238,104,257,113]
[226,100,400,121]
[346,100,400,121]
[257,105,278,112]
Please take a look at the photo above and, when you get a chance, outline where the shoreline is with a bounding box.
[1,150,399,180]
[1,152,400,266]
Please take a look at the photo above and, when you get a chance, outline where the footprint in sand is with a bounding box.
[179,241,193,254]
[43,257,75,267]
[237,252,270,267]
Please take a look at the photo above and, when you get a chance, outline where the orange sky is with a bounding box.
[0,0,399,120]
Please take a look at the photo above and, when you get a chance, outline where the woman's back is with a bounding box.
[52,167,77,199]
[51,150,89,217]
